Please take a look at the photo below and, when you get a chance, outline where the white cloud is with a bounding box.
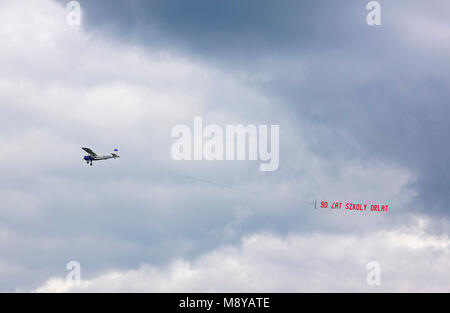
[393,1,450,55]
[34,219,450,292]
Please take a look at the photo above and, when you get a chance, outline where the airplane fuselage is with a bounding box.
[83,154,116,162]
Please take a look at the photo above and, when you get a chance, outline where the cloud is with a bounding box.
[34,218,450,292]
[0,0,448,291]
[61,0,450,216]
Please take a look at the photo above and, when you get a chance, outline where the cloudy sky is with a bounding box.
[0,0,449,292]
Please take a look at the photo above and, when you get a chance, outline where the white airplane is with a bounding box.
[82,147,120,166]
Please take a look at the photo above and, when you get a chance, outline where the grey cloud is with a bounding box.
[0,0,448,291]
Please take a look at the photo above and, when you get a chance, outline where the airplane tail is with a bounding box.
[111,148,120,159]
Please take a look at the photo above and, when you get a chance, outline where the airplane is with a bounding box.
[82,147,120,166]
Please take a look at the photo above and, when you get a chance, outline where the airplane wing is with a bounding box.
[82,147,97,157]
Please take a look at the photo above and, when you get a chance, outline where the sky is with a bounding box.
[0,0,449,292]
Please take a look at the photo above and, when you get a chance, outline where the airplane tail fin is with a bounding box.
[111,148,120,159]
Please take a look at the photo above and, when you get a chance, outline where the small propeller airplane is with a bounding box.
[82,147,120,166]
